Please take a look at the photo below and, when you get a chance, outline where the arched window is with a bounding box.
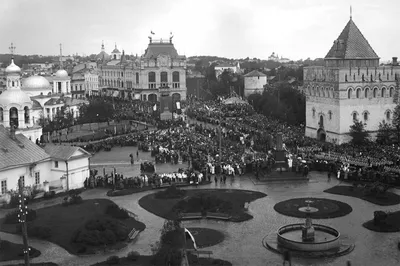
[365,87,370,98]
[148,72,156,82]
[356,88,361,98]
[386,110,391,120]
[348,88,352,99]
[363,112,368,121]
[373,87,378,98]
[0,107,3,122]
[312,108,316,118]
[321,87,325,97]
[328,110,332,120]
[136,73,139,84]
[319,115,324,128]
[160,72,168,82]
[389,87,394,97]
[316,87,319,97]
[9,107,18,128]
[172,71,180,82]
[24,106,29,124]
[381,87,386,97]
[352,111,358,121]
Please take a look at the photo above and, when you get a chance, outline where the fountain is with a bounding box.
[264,200,354,257]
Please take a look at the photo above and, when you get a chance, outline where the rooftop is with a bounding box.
[325,18,379,60]
[143,42,181,59]
[43,144,91,161]
[0,125,50,170]
[244,70,266,77]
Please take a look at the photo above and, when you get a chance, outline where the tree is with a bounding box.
[376,120,394,144]
[349,119,370,146]
[393,103,400,142]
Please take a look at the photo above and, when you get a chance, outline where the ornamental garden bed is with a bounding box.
[107,181,211,197]
[0,199,145,255]
[363,210,400,232]
[0,240,41,262]
[138,187,266,222]
[274,197,353,219]
[324,185,400,206]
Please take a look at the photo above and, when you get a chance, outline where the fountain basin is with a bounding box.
[277,223,340,251]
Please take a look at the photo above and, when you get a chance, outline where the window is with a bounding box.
[389,87,394,97]
[148,72,155,82]
[121,72,123,77]
[312,108,316,118]
[136,73,139,84]
[365,88,369,98]
[356,88,361,98]
[328,111,332,120]
[345,74,348,82]
[348,88,352,99]
[20,176,25,187]
[0,107,3,122]
[381,87,386,97]
[373,87,378,98]
[35,172,40,185]
[363,111,368,121]
[55,161,59,168]
[386,110,391,120]
[160,72,168,83]
[1,180,7,194]
[173,71,180,82]
[352,112,358,121]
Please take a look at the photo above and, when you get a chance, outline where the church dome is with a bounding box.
[22,75,51,91]
[55,69,68,78]
[5,59,21,74]
[0,89,31,108]
[95,51,111,61]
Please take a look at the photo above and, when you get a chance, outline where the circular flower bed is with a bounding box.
[274,197,352,219]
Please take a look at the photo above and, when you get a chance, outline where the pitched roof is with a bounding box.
[32,99,43,109]
[44,98,66,106]
[325,18,379,59]
[43,144,91,160]
[143,42,179,58]
[244,70,266,77]
[215,63,235,68]
[0,125,50,170]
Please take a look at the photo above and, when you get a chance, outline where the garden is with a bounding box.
[0,191,145,255]
[0,240,41,262]
[138,186,266,222]
[363,210,400,232]
[91,220,231,266]
[324,184,400,206]
[274,197,353,219]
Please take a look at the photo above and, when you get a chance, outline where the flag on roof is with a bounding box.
[151,30,155,35]
[185,228,198,250]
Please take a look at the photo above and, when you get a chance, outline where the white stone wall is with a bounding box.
[244,76,267,97]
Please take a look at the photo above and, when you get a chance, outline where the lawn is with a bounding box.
[186,227,225,248]
[274,197,353,219]
[0,199,145,255]
[363,210,400,232]
[0,240,41,262]
[324,185,400,206]
[138,188,266,222]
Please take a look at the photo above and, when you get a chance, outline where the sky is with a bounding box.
[1,0,399,61]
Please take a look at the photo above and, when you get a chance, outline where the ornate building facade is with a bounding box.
[98,36,187,102]
[304,17,400,144]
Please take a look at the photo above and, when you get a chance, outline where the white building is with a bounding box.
[244,70,267,97]
[214,62,240,77]
[304,17,400,144]
[0,58,42,141]
[0,125,91,204]
[71,63,99,98]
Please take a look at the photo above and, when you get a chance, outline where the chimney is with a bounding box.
[10,126,16,140]
[392,57,398,66]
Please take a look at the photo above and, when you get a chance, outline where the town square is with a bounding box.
[1,1,400,266]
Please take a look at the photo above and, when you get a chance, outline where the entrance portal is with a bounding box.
[317,128,326,142]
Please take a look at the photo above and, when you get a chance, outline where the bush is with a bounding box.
[106,255,120,265]
[127,251,140,261]
[155,185,186,199]
[105,204,129,219]
[44,191,56,199]
[4,208,37,224]
[62,194,83,206]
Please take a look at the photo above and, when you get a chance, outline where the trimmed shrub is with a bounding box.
[4,208,37,224]
[62,194,83,206]
[127,251,140,261]
[43,191,56,199]
[106,255,120,265]
[155,184,186,199]
[105,204,129,219]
